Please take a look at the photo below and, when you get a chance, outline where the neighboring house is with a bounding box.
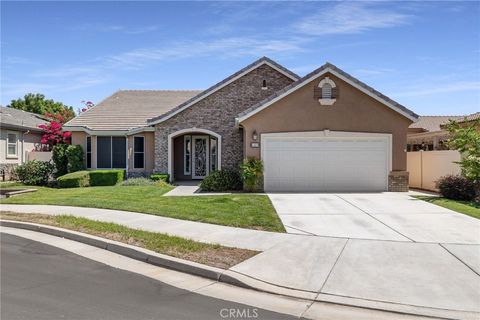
[0,106,48,179]
[64,57,419,192]
[407,112,480,151]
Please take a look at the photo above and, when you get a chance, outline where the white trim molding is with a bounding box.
[318,76,337,106]
[6,131,19,159]
[62,126,155,136]
[167,128,222,182]
[236,67,418,124]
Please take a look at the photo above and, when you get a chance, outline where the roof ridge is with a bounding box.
[146,56,299,125]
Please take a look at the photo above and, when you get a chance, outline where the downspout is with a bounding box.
[22,130,30,163]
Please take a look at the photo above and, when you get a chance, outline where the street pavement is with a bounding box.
[1,233,295,320]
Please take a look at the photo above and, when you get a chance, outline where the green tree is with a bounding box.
[8,93,75,121]
[445,118,480,185]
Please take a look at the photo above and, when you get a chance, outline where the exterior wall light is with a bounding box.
[252,130,258,141]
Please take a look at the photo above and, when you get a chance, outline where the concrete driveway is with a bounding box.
[268,192,480,244]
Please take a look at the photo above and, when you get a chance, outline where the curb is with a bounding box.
[1,220,475,320]
[0,220,254,290]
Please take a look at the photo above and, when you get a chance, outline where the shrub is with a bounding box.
[120,178,156,186]
[436,175,476,201]
[200,170,242,192]
[444,119,480,184]
[57,171,90,188]
[52,144,68,177]
[150,173,169,182]
[89,170,125,186]
[240,158,263,192]
[15,160,54,186]
[66,145,85,173]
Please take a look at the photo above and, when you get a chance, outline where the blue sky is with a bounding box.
[1,1,479,115]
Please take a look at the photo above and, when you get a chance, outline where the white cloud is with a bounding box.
[294,2,411,36]
[104,36,306,68]
[75,24,159,35]
[393,81,480,97]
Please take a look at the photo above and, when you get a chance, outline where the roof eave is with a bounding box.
[63,125,154,136]
[147,58,299,126]
[0,123,43,132]
[236,66,419,124]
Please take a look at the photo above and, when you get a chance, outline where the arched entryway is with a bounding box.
[168,128,222,181]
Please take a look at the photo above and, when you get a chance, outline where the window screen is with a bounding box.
[97,136,111,168]
[112,137,126,168]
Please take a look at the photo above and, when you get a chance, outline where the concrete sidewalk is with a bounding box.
[1,204,479,319]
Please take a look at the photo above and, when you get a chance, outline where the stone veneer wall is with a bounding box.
[388,171,409,192]
[154,64,294,173]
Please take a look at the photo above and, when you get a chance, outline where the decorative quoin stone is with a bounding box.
[388,171,409,192]
[154,64,294,173]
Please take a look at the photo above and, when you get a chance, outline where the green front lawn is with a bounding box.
[0,212,258,268]
[414,196,480,219]
[0,184,285,232]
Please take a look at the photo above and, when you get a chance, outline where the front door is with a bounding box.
[192,135,209,179]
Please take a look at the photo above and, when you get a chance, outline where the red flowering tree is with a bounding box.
[78,100,94,114]
[39,112,72,148]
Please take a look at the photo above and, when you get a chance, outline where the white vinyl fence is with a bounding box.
[407,150,461,191]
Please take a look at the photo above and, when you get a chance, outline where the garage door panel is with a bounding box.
[263,135,389,192]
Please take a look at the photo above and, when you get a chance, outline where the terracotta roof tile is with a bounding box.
[64,90,202,131]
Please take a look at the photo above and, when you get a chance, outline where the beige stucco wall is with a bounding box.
[240,73,413,171]
[0,128,43,165]
[71,131,154,174]
[407,150,461,191]
[128,132,155,174]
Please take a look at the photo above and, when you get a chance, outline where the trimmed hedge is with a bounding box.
[89,170,125,186]
[57,171,90,188]
[150,173,169,182]
[200,170,242,192]
[57,169,125,188]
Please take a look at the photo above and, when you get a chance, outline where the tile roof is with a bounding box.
[147,56,299,125]
[457,112,480,123]
[410,112,479,132]
[64,90,202,131]
[237,62,419,122]
[0,106,48,132]
[409,116,463,132]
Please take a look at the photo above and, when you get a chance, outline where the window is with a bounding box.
[262,79,267,90]
[134,136,145,169]
[7,132,18,157]
[97,136,126,169]
[86,136,92,168]
[210,137,217,172]
[184,135,191,175]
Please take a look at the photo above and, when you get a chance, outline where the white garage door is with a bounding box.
[262,132,390,192]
